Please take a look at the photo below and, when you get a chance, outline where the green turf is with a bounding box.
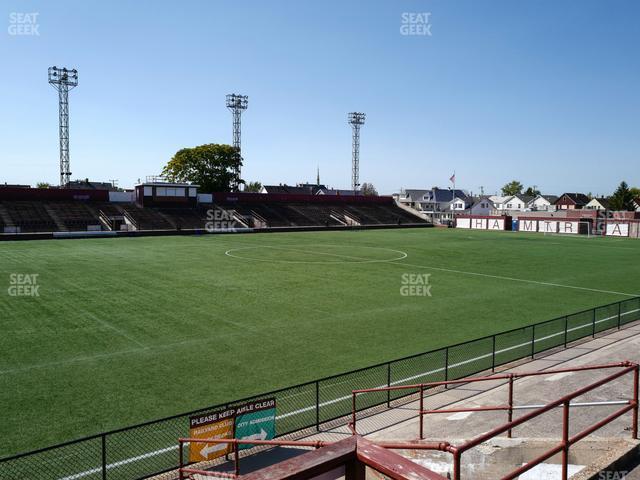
[1,228,639,457]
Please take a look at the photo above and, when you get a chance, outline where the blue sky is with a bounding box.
[1,0,638,195]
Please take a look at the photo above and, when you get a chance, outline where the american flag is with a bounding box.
[449,173,456,184]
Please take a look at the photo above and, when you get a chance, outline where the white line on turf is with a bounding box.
[388,261,638,297]
[57,308,639,479]
[224,244,408,264]
[220,240,637,296]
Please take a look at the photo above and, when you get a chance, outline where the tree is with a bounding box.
[630,187,640,199]
[609,181,635,211]
[36,182,50,188]
[524,186,540,197]
[244,181,262,193]
[360,182,378,196]
[501,180,523,196]
[162,144,242,192]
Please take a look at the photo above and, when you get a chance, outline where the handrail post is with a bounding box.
[419,384,425,440]
[562,401,570,480]
[564,316,568,348]
[592,308,596,337]
[101,433,107,480]
[234,440,240,476]
[178,440,184,480]
[507,374,514,438]
[387,362,391,408]
[633,365,639,440]
[491,335,496,372]
[453,450,461,480]
[315,381,320,431]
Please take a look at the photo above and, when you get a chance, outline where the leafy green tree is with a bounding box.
[36,182,51,188]
[501,180,523,196]
[609,181,635,211]
[630,187,640,199]
[244,181,262,193]
[361,182,378,196]
[524,186,540,197]
[162,144,242,192]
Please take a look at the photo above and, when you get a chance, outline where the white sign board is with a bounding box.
[539,221,557,233]
[470,218,487,230]
[519,220,537,232]
[487,218,505,230]
[606,223,629,237]
[558,221,579,234]
[456,218,470,229]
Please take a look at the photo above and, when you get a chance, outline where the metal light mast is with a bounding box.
[226,93,248,190]
[48,66,78,187]
[348,112,365,194]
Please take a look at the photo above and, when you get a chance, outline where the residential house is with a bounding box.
[420,188,470,223]
[488,195,510,212]
[504,195,534,211]
[490,195,532,212]
[585,197,610,211]
[468,197,498,216]
[528,195,558,211]
[395,189,430,211]
[555,193,590,210]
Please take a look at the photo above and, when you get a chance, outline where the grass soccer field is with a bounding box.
[1,228,639,456]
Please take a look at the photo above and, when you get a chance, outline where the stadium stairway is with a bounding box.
[43,204,69,231]
[0,203,14,229]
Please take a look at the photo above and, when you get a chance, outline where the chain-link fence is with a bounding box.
[1,297,639,480]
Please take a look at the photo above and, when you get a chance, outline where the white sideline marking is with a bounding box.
[446,411,473,421]
[224,244,408,264]
[53,308,640,479]
[545,372,573,382]
[58,445,178,480]
[389,261,638,297]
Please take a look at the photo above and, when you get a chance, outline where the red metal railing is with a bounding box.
[177,437,454,479]
[351,362,639,480]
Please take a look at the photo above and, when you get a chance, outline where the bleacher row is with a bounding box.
[0,200,426,233]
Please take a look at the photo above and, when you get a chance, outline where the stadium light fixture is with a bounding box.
[48,66,79,187]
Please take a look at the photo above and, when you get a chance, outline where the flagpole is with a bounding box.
[452,171,456,223]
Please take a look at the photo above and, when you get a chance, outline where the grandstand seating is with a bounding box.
[120,204,174,230]
[45,202,102,231]
[155,207,209,230]
[0,195,427,235]
[1,201,58,232]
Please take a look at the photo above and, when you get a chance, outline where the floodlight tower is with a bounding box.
[348,112,366,194]
[226,93,248,190]
[48,66,78,187]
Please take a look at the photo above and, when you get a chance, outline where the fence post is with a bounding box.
[592,308,596,337]
[444,347,449,389]
[101,434,107,480]
[531,325,535,359]
[564,316,568,348]
[491,335,496,372]
[507,374,514,438]
[315,381,320,431]
[618,301,622,330]
[386,362,391,408]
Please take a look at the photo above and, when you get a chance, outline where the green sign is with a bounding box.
[234,398,276,450]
